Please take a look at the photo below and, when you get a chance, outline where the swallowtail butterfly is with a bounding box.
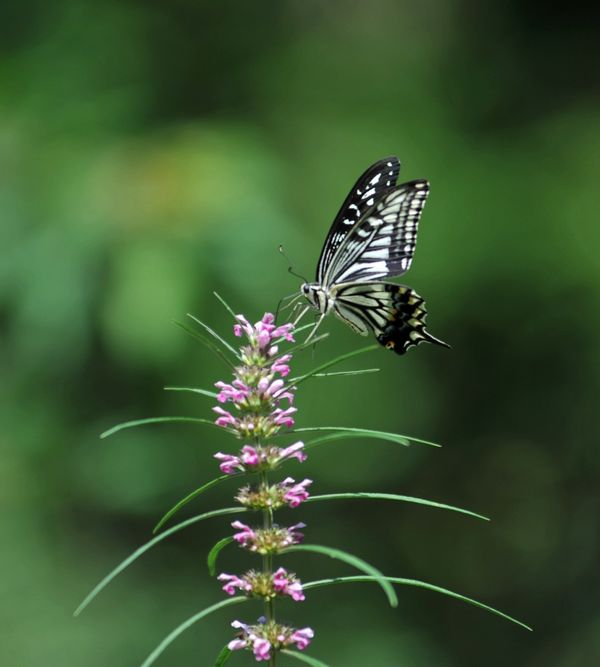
[300,157,448,354]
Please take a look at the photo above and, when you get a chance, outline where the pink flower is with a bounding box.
[272,567,305,601]
[218,573,252,596]
[257,329,271,349]
[271,354,292,377]
[231,521,256,546]
[227,637,247,651]
[290,627,314,650]
[277,441,307,463]
[240,445,260,466]
[281,477,313,508]
[234,315,253,337]
[266,379,284,396]
[213,406,238,428]
[272,407,297,427]
[283,522,306,546]
[215,380,249,404]
[214,452,243,474]
[252,637,272,661]
[272,323,295,342]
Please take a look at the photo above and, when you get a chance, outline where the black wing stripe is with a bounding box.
[323,180,429,286]
[316,157,400,282]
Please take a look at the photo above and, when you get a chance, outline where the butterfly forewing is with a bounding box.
[316,157,400,282]
[332,282,448,354]
[323,180,429,286]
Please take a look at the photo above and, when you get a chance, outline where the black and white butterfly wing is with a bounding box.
[323,180,429,286]
[316,157,401,283]
[331,282,449,354]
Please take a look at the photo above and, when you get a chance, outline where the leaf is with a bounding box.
[214,645,233,666]
[292,345,378,386]
[73,507,245,616]
[140,597,248,667]
[207,537,235,576]
[303,576,532,632]
[163,386,218,399]
[298,426,441,447]
[187,313,239,357]
[100,416,218,440]
[305,493,489,521]
[296,426,441,449]
[282,544,397,608]
[213,291,237,319]
[312,368,380,377]
[175,321,234,368]
[153,475,233,534]
[281,650,331,667]
[288,368,380,382]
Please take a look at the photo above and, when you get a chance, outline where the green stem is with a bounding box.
[259,471,276,667]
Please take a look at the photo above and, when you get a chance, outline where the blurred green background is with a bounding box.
[2,1,598,665]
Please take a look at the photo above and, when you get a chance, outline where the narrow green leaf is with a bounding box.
[296,426,441,449]
[313,368,380,377]
[175,320,234,368]
[213,291,237,319]
[303,576,532,632]
[292,345,378,386]
[164,386,218,399]
[281,650,331,667]
[187,313,239,357]
[207,537,235,576]
[288,368,380,382]
[282,544,397,608]
[305,493,489,521]
[215,645,233,666]
[100,416,218,440]
[140,597,248,667]
[74,507,245,616]
[153,475,233,534]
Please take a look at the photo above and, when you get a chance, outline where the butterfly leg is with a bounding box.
[303,312,326,344]
[275,293,303,322]
[292,304,311,327]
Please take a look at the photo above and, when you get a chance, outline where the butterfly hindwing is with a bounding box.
[316,157,400,282]
[332,282,449,355]
[323,180,429,286]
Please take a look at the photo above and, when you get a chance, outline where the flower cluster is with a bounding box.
[231,520,305,554]
[218,567,305,601]
[235,477,313,510]
[212,313,298,439]
[215,313,314,661]
[228,620,314,662]
[214,442,306,475]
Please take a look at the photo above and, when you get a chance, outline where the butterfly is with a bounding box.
[300,157,449,354]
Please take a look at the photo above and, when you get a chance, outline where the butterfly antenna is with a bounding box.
[278,245,308,283]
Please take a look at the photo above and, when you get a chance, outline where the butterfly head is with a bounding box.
[300,282,331,315]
